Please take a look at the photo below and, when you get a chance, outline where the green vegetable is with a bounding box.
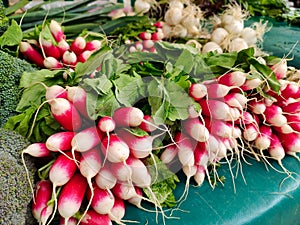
[0,0,9,35]
[0,50,36,127]
[0,128,37,225]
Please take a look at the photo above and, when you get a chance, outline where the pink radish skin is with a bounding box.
[235,111,257,125]
[87,184,115,215]
[85,40,102,52]
[217,71,247,87]
[143,39,155,49]
[276,132,300,153]
[80,210,112,225]
[66,86,89,118]
[79,147,102,180]
[242,123,259,141]
[44,57,63,69]
[205,83,232,98]
[283,101,300,114]
[58,173,88,223]
[40,38,61,59]
[139,115,157,132]
[45,85,68,101]
[240,78,262,91]
[135,41,144,51]
[281,82,300,99]
[101,134,130,163]
[112,182,137,200]
[32,180,52,222]
[194,142,209,167]
[188,83,207,101]
[62,50,77,67]
[151,31,164,41]
[109,197,125,223]
[204,117,234,138]
[254,125,272,150]
[248,100,266,115]
[19,42,44,67]
[57,39,70,55]
[264,104,287,127]
[224,92,247,109]
[49,98,82,131]
[40,203,54,225]
[113,107,145,127]
[194,165,206,186]
[127,186,143,208]
[286,114,300,132]
[95,167,117,190]
[46,131,75,152]
[70,36,86,55]
[77,50,93,63]
[49,20,66,42]
[110,161,132,182]
[126,156,152,188]
[116,129,154,158]
[153,21,164,28]
[270,59,287,79]
[198,99,233,121]
[97,116,116,133]
[71,126,103,152]
[182,117,210,142]
[175,132,196,167]
[272,124,294,134]
[268,133,285,161]
[60,217,77,225]
[23,143,51,157]
[139,32,152,40]
[160,145,178,164]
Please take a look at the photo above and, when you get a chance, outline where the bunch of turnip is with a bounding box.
[162,0,205,38]
[19,20,103,70]
[202,3,269,53]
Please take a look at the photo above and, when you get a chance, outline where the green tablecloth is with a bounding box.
[124,18,300,225]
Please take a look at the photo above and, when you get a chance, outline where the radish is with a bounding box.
[95,166,117,190]
[205,83,232,99]
[87,184,115,215]
[40,203,54,225]
[110,161,132,182]
[43,57,63,69]
[49,20,66,42]
[242,123,259,141]
[109,197,125,223]
[112,182,137,200]
[116,129,156,158]
[228,38,248,52]
[49,98,82,131]
[143,39,155,49]
[164,7,183,26]
[204,117,234,138]
[45,84,68,101]
[270,59,287,79]
[248,99,266,115]
[85,40,102,52]
[224,92,247,110]
[254,125,272,151]
[101,134,130,163]
[217,71,247,87]
[240,78,262,91]
[46,131,75,152]
[282,101,300,114]
[198,99,233,121]
[113,106,145,127]
[139,31,151,40]
[60,217,77,225]
[175,132,196,167]
[286,114,300,133]
[135,41,144,51]
[188,83,207,101]
[47,151,80,225]
[97,116,116,133]
[77,50,93,63]
[280,82,300,99]
[182,117,210,142]
[134,0,151,14]
[62,50,77,67]
[264,104,287,127]
[66,86,89,118]
[268,133,285,161]
[241,27,257,46]
[19,41,44,67]
[272,124,294,134]
[57,39,70,55]
[23,142,51,158]
[153,21,164,28]
[58,173,88,224]
[193,165,206,186]
[160,145,178,164]
[194,142,209,167]
[70,36,86,55]
[32,180,52,222]
[139,115,157,132]
[80,210,112,225]
[71,126,103,153]
[151,31,164,41]
[276,132,300,153]
[40,38,61,59]
[126,156,151,188]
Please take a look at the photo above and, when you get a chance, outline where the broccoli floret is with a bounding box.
[0,50,36,127]
[0,128,37,225]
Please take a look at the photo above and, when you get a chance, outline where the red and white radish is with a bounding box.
[49,20,66,42]
[217,71,247,87]
[188,83,207,101]
[80,210,112,225]
[70,36,86,55]
[66,86,89,118]
[182,117,210,142]
[19,41,44,67]
[46,131,75,152]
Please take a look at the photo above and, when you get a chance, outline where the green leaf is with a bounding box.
[174,49,194,74]
[124,127,149,137]
[81,75,113,95]
[0,19,22,48]
[113,72,146,106]
[39,24,56,43]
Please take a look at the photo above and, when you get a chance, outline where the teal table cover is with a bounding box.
[124,18,300,225]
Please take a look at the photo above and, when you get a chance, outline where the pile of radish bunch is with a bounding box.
[127,21,164,53]
[19,20,102,70]
[202,3,268,53]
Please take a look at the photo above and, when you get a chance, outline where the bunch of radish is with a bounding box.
[127,21,164,53]
[202,3,268,53]
[19,20,103,70]
[162,0,204,38]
